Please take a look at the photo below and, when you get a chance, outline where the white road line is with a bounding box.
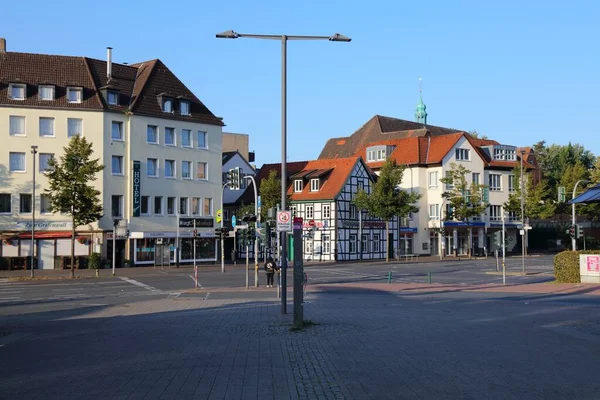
[119,277,164,294]
[205,292,210,300]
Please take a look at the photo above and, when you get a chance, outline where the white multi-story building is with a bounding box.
[0,40,223,269]
[320,115,533,257]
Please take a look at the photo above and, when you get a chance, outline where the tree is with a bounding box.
[467,130,489,140]
[259,170,288,222]
[353,159,420,262]
[440,163,488,258]
[504,166,555,221]
[45,136,104,278]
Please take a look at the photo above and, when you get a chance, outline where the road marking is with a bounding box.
[205,292,210,300]
[119,277,164,294]
[188,274,203,288]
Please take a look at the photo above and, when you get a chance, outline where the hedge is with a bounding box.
[554,250,600,283]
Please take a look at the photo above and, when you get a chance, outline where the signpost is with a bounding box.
[293,217,304,328]
[231,215,237,228]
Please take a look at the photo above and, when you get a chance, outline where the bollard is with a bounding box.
[428,272,432,284]
[95,269,99,278]
[502,262,506,285]
[388,271,392,284]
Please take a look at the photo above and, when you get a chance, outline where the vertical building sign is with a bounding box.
[133,161,141,217]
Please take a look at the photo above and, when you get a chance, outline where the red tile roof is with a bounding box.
[0,51,223,126]
[288,157,363,201]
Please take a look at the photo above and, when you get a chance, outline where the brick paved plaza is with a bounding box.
[1,281,600,399]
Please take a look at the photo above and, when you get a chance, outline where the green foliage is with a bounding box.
[237,202,256,219]
[45,136,104,226]
[504,166,555,220]
[440,163,487,222]
[45,136,104,277]
[554,250,600,283]
[259,170,286,221]
[88,253,102,270]
[354,159,420,262]
[467,130,489,140]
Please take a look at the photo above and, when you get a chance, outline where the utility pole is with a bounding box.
[30,145,38,278]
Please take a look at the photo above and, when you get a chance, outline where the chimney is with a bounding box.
[106,47,113,80]
[0,38,6,53]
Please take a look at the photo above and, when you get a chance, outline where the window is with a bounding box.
[361,234,369,253]
[167,197,176,215]
[20,194,32,213]
[445,171,454,190]
[508,175,515,192]
[112,156,123,175]
[310,179,320,191]
[0,194,10,213]
[9,116,25,136]
[290,206,297,217]
[203,198,212,216]
[40,194,51,214]
[163,98,173,113]
[112,121,123,141]
[429,204,440,220]
[489,205,503,221]
[9,152,25,172]
[489,174,501,191]
[146,125,158,144]
[306,205,314,219]
[181,129,192,147]
[349,234,357,253]
[377,149,386,161]
[165,127,175,146]
[39,153,54,172]
[111,195,123,218]
[509,211,518,221]
[294,180,303,192]
[154,196,163,215]
[357,181,364,192]
[197,131,207,149]
[428,171,439,188]
[38,85,54,101]
[192,197,200,215]
[373,234,381,252]
[323,205,331,219]
[455,148,470,161]
[9,83,26,100]
[165,160,175,178]
[322,235,331,254]
[147,158,158,177]
[67,118,83,137]
[180,100,190,116]
[39,117,54,137]
[66,87,82,103]
[179,197,188,216]
[197,162,207,180]
[107,91,119,105]
[349,204,357,219]
[141,196,150,215]
[182,161,191,179]
[367,150,376,162]
[472,173,480,185]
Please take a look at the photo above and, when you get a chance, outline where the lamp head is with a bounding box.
[216,30,239,39]
[329,33,351,42]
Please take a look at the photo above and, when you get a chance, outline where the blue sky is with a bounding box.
[3,0,599,165]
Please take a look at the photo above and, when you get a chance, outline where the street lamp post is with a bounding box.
[30,145,38,278]
[112,218,119,276]
[520,150,526,274]
[217,30,351,318]
[572,179,588,251]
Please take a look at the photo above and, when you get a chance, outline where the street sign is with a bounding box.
[293,217,303,231]
[216,209,222,223]
[277,211,292,232]
[193,229,198,236]
[231,215,237,228]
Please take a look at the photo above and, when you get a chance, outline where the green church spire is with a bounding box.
[415,77,427,124]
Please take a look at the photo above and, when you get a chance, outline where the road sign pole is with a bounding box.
[245,244,249,289]
[193,219,197,289]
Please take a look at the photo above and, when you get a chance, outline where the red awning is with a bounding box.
[16,232,77,239]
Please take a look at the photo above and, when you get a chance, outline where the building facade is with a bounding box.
[0,41,223,268]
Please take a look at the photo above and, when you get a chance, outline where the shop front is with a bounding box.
[130,231,217,266]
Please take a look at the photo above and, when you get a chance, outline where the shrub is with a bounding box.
[88,253,102,270]
[554,250,600,283]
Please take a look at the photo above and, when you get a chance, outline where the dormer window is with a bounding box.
[310,179,320,191]
[366,145,388,162]
[38,85,54,101]
[9,83,26,100]
[107,91,119,105]
[66,87,82,103]
[163,98,173,113]
[180,100,190,116]
[294,179,303,192]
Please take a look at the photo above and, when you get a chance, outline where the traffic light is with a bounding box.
[493,230,502,247]
[215,227,230,240]
[228,168,239,190]
[568,225,576,238]
[226,170,235,189]
[577,224,584,239]
[247,225,256,243]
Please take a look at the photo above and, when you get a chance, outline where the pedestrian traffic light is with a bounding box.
[577,224,584,239]
[568,225,576,238]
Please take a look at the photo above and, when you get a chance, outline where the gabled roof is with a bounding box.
[318,115,462,159]
[0,51,223,126]
[222,151,238,165]
[288,157,368,201]
[255,161,310,192]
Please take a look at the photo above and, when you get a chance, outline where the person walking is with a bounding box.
[264,256,276,287]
